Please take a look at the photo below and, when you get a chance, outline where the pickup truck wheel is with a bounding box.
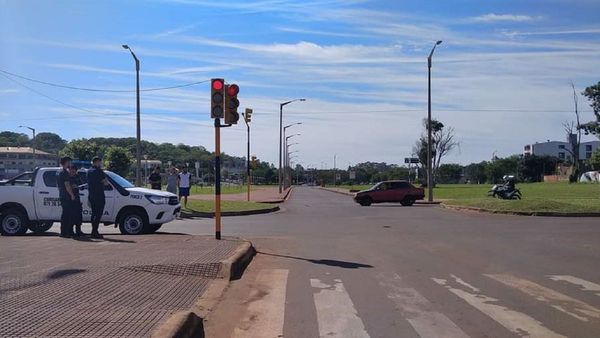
[401,198,415,206]
[359,197,372,206]
[1,209,28,236]
[28,221,53,234]
[118,210,147,235]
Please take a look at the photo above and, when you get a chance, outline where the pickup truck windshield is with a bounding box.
[105,171,134,189]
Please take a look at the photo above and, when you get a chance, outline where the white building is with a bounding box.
[523,140,600,161]
[0,147,58,179]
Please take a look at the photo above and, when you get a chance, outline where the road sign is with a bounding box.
[349,171,356,180]
[404,157,420,164]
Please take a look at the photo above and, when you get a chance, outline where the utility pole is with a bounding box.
[122,44,142,186]
[427,40,442,202]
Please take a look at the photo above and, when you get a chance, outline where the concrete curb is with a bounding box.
[441,203,600,217]
[259,186,293,204]
[180,205,280,218]
[152,240,256,338]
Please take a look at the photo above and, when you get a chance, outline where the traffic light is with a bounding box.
[211,78,224,118]
[244,108,253,124]
[251,155,258,169]
[224,84,240,124]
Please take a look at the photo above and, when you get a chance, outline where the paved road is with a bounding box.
[167,187,599,337]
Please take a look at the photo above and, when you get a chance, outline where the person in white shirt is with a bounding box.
[177,166,192,208]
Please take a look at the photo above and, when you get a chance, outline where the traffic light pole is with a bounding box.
[214,118,222,240]
[245,118,250,202]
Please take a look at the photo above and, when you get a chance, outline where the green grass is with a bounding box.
[330,182,600,214]
[183,200,274,213]
[189,185,256,195]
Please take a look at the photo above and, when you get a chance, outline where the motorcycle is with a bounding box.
[488,176,522,200]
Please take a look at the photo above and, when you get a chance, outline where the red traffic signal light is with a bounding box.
[211,78,224,118]
[227,84,239,96]
[212,79,224,91]
[224,83,240,124]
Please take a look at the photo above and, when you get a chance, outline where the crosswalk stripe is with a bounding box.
[486,274,600,322]
[548,275,600,296]
[232,269,288,338]
[378,273,469,338]
[310,278,370,338]
[433,276,566,338]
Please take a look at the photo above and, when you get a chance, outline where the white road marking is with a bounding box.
[310,278,370,338]
[232,269,288,338]
[433,276,566,338]
[486,274,600,322]
[379,274,469,338]
[451,274,480,293]
[548,275,600,296]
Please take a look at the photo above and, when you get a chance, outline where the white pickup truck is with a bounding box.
[0,167,181,236]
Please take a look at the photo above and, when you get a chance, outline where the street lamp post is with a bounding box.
[279,99,305,193]
[284,134,299,188]
[19,125,35,170]
[427,40,442,202]
[122,44,142,187]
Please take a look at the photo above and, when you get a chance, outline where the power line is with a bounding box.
[0,69,210,92]
[0,72,132,119]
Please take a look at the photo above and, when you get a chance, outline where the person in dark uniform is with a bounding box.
[149,167,162,190]
[57,156,75,238]
[69,165,85,237]
[87,157,109,239]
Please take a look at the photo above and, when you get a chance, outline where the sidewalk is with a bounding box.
[0,234,252,337]
[190,186,291,203]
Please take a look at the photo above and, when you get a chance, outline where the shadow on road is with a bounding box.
[48,268,86,279]
[101,237,136,243]
[258,251,373,269]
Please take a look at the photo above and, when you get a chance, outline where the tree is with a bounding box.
[103,146,132,177]
[35,132,67,154]
[486,156,520,183]
[437,163,463,183]
[563,82,582,182]
[518,155,556,182]
[580,81,600,136]
[0,131,29,147]
[464,161,488,184]
[413,119,459,184]
[60,139,100,161]
[589,148,600,170]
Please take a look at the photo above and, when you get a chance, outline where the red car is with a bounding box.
[353,180,425,206]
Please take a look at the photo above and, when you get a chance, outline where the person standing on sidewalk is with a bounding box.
[57,156,75,238]
[87,157,108,239]
[177,166,191,209]
[68,165,85,237]
[149,167,162,190]
[166,167,178,195]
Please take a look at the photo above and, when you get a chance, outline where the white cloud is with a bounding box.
[469,13,539,23]
[0,88,19,94]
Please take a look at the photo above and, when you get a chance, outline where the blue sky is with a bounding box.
[1,0,600,167]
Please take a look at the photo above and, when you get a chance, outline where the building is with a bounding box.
[0,147,58,179]
[523,140,600,161]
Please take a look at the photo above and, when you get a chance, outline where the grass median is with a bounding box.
[182,200,275,214]
[329,182,600,214]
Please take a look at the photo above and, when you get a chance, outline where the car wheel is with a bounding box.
[28,221,53,234]
[359,197,372,206]
[118,210,147,235]
[1,209,29,236]
[145,223,162,234]
[401,198,415,206]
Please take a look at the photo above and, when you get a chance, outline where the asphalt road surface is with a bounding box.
[109,187,600,337]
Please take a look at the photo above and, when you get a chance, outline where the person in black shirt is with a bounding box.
[87,157,109,239]
[57,156,75,238]
[69,165,85,237]
[149,167,162,190]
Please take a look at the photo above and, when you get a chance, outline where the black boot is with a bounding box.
[76,225,86,237]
